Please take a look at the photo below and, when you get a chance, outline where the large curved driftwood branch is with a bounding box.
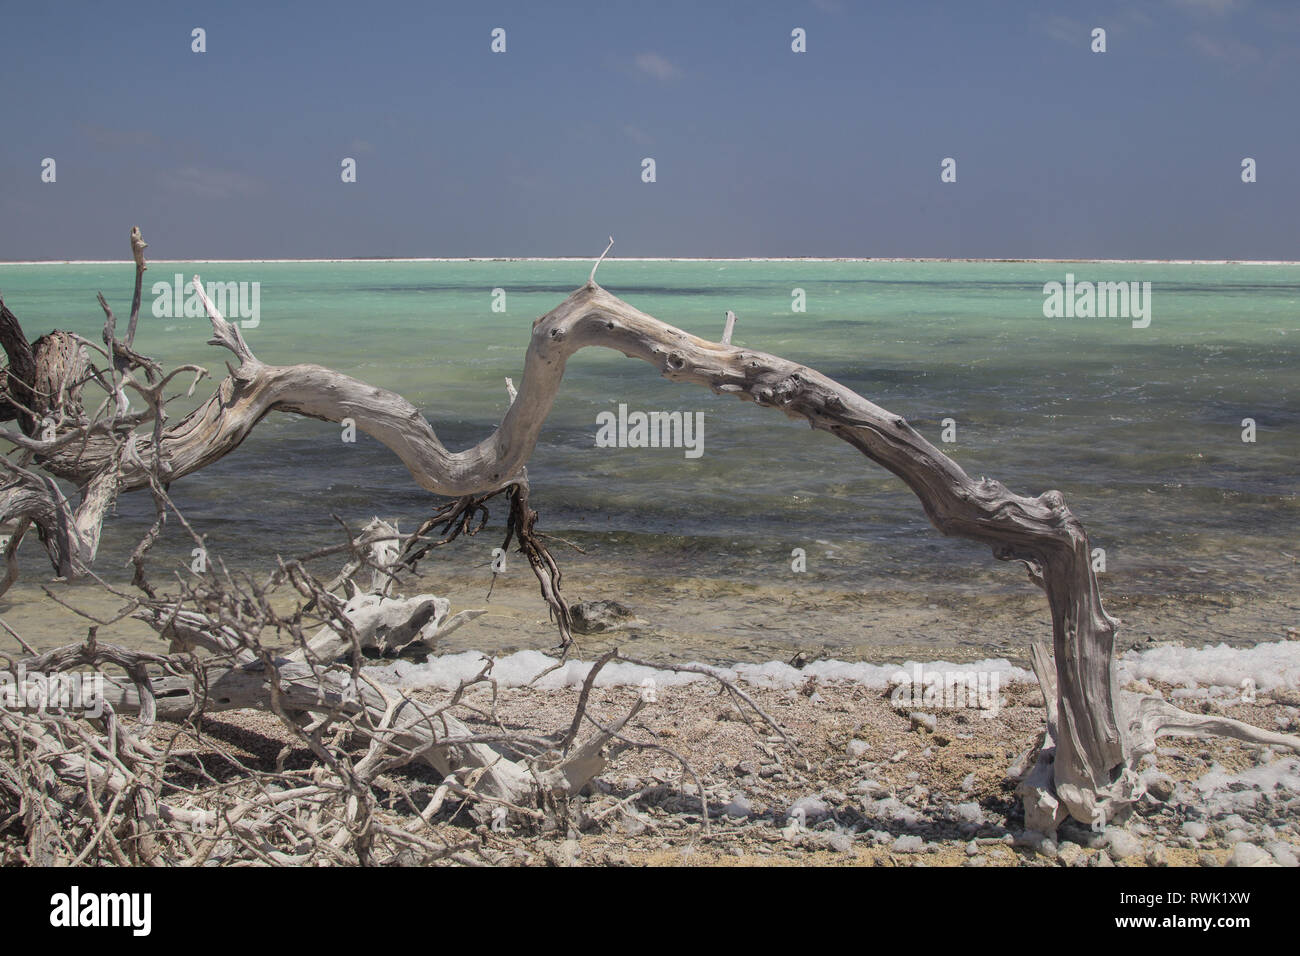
[8,270,1298,832]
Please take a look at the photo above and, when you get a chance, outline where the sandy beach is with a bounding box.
[165,648,1300,867]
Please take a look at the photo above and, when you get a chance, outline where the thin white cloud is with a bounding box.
[633,52,681,81]
[161,166,261,200]
[1168,0,1246,16]
[79,124,161,150]
[1187,31,1261,63]
[622,124,652,145]
[1038,14,1087,47]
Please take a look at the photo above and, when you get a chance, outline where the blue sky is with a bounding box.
[1,0,1297,259]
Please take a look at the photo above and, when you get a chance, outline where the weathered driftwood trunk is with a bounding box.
[4,248,1298,833]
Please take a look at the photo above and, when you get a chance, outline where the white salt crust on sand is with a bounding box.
[372,639,1300,696]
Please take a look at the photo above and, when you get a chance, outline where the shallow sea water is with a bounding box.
[0,260,1295,661]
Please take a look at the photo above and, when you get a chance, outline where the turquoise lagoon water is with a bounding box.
[0,260,1296,655]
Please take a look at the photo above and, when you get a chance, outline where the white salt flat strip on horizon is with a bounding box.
[4,258,1300,266]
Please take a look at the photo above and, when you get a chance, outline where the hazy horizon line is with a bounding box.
[4,256,1300,266]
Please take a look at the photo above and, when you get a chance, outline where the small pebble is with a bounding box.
[1228,843,1275,867]
[892,834,925,853]
[1182,821,1209,841]
[827,832,853,854]
[1266,842,1298,867]
[1057,842,1083,867]
[909,712,937,734]
[1102,827,1143,860]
